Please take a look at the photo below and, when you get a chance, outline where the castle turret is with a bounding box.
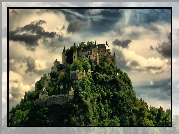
[62,46,66,64]
[96,53,99,65]
[113,52,116,66]
[63,46,65,53]
[74,43,76,51]
[106,41,109,47]
[73,43,78,62]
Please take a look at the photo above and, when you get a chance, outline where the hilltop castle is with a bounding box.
[62,41,116,68]
[34,41,115,106]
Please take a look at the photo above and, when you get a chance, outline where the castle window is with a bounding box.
[93,55,94,57]
[74,56,75,58]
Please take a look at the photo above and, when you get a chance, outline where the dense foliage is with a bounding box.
[8,59,171,127]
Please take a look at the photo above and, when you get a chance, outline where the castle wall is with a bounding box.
[62,52,66,64]
[35,94,69,108]
[44,79,49,88]
[73,50,78,62]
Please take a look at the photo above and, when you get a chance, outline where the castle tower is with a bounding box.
[62,46,66,64]
[106,41,109,47]
[113,52,116,65]
[96,53,99,64]
[73,43,77,62]
[74,43,76,51]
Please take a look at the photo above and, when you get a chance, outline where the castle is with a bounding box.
[62,41,116,68]
[35,41,115,106]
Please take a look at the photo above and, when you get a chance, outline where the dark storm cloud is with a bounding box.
[126,9,171,26]
[9,20,57,50]
[25,56,35,73]
[50,9,119,35]
[114,9,171,40]
[155,32,171,58]
[67,19,91,33]
[112,39,132,48]
[44,9,170,37]
[135,78,171,101]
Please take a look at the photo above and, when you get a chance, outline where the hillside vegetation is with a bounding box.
[9,45,171,127]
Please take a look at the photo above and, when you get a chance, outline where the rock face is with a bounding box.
[35,94,69,108]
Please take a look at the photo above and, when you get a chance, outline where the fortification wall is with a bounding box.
[35,94,69,107]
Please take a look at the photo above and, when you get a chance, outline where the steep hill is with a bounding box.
[9,59,171,126]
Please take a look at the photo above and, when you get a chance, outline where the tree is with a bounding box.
[71,60,84,71]
[81,60,91,72]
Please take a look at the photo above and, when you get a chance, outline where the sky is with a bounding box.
[2,2,176,117]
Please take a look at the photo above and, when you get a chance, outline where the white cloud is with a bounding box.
[35,60,48,71]
[9,71,31,104]
[89,9,103,15]
[119,47,170,74]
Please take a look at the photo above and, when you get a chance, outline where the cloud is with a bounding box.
[89,9,103,15]
[113,9,171,41]
[26,56,36,73]
[9,71,31,107]
[135,78,171,102]
[9,55,52,77]
[67,19,91,33]
[112,39,132,48]
[114,46,170,74]
[9,20,57,50]
[155,32,171,58]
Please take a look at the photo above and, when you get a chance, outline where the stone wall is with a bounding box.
[35,94,69,108]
